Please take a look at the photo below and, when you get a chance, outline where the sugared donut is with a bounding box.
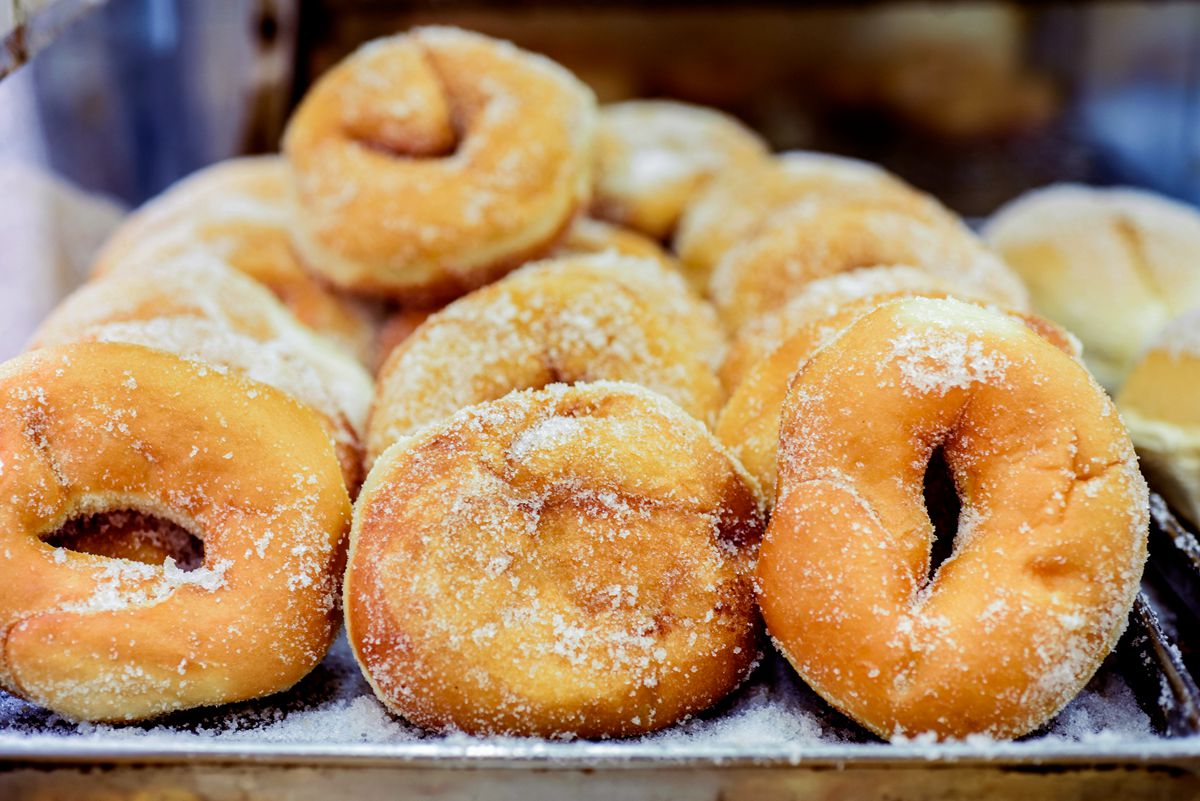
[367,253,724,463]
[346,381,765,737]
[1118,310,1200,527]
[591,100,767,241]
[710,196,1028,330]
[0,342,350,721]
[673,151,935,287]
[759,297,1148,739]
[718,295,1078,501]
[985,183,1200,389]
[721,265,967,391]
[29,255,373,490]
[283,27,596,304]
[92,156,375,363]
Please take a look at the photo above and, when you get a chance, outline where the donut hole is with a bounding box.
[922,445,962,581]
[43,510,205,571]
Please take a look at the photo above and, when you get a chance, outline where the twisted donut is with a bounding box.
[283,27,597,303]
[759,297,1148,739]
[30,255,373,489]
[347,382,764,737]
[367,254,724,463]
[591,100,767,241]
[1117,310,1200,527]
[92,156,374,363]
[710,196,1028,330]
[0,342,350,721]
[673,152,935,288]
[717,294,1078,501]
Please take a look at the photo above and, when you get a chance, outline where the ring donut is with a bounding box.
[30,255,373,490]
[367,254,724,463]
[0,342,350,721]
[758,297,1148,739]
[347,381,765,737]
[717,294,1078,501]
[673,152,935,288]
[92,156,375,363]
[591,100,767,242]
[710,197,1028,330]
[283,27,597,304]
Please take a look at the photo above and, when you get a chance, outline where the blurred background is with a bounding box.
[1,0,1199,347]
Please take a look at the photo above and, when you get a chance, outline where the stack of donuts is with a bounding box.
[0,26,1151,743]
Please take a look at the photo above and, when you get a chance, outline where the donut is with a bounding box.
[591,100,767,241]
[673,151,935,288]
[1117,310,1200,527]
[92,156,375,363]
[367,253,724,463]
[0,342,350,721]
[283,26,597,304]
[710,195,1029,330]
[717,294,1079,501]
[758,297,1148,739]
[346,381,765,737]
[721,265,969,392]
[29,254,373,490]
[985,183,1200,389]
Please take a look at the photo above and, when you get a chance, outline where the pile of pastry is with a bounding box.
[3,25,1176,743]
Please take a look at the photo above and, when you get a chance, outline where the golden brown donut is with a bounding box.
[0,342,350,721]
[721,265,968,392]
[92,156,375,363]
[759,297,1148,740]
[29,254,373,490]
[717,294,1079,502]
[367,253,724,463]
[985,184,1200,390]
[552,217,677,269]
[1117,310,1200,527]
[283,26,597,304]
[591,100,767,241]
[710,196,1029,331]
[673,151,937,288]
[346,381,765,737]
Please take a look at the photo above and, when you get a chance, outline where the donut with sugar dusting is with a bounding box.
[673,151,937,288]
[367,253,724,463]
[30,254,373,490]
[92,156,375,364]
[718,294,1078,502]
[759,297,1148,740]
[283,26,597,304]
[985,184,1200,390]
[371,220,680,371]
[721,265,977,392]
[710,196,1029,331]
[0,342,350,721]
[347,381,764,737]
[591,100,767,242]
[1118,309,1200,528]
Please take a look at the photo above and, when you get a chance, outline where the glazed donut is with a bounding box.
[710,196,1028,330]
[1117,310,1200,527]
[552,217,677,268]
[367,253,724,463]
[0,342,349,721]
[30,254,373,489]
[347,381,764,737]
[759,297,1148,739]
[717,294,1078,501]
[92,156,375,363]
[721,265,970,391]
[591,100,767,241]
[283,26,596,304]
[985,183,1200,389]
[673,151,937,287]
